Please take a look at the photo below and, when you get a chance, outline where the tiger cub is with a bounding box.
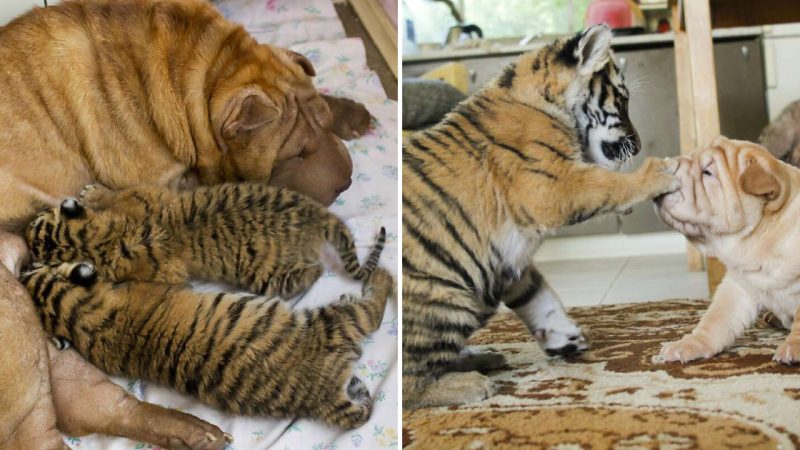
[26,183,385,299]
[22,261,393,429]
[402,25,680,409]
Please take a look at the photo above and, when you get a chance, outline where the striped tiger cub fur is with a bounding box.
[402,25,679,409]
[25,183,385,299]
[21,261,393,429]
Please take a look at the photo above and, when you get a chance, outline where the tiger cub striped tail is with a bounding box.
[324,221,386,280]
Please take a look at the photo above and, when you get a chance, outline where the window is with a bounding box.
[404,0,592,45]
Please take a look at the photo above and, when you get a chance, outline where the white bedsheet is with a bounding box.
[63,1,398,448]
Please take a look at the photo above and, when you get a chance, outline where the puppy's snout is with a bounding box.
[545,343,581,357]
[336,178,352,195]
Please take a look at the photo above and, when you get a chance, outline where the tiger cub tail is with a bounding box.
[324,219,386,281]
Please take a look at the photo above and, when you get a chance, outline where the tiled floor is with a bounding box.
[537,253,710,308]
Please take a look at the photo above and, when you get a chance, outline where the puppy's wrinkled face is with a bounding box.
[214,47,354,205]
[654,136,787,246]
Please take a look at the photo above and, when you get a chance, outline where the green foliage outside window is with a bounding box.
[405,0,592,45]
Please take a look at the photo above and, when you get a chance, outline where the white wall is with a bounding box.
[0,1,44,25]
[764,23,800,120]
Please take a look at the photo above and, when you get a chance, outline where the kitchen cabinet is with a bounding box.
[403,34,769,236]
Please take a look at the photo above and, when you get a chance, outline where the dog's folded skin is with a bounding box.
[0,0,372,448]
[655,136,800,365]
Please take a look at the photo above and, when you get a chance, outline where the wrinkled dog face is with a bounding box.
[654,136,786,246]
[215,47,353,205]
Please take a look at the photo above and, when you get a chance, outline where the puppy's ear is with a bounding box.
[60,198,85,219]
[740,159,780,201]
[68,262,98,287]
[221,89,281,140]
[287,50,316,77]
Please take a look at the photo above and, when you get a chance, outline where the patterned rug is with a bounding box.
[402,300,800,449]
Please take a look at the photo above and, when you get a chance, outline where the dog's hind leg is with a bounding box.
[48,346,230,450]
[0,263,66,450]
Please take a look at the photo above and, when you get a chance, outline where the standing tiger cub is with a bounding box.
[402,25,679,409]
[26,183,385,299]
[22,262,393,429]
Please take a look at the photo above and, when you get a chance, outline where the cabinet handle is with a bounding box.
[741,45,749,59]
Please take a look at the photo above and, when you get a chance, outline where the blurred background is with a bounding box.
[402,0,800,308]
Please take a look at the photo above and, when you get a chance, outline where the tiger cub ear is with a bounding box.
[60,198,85,219]
[571,24,613,76]
[68,262,98,287]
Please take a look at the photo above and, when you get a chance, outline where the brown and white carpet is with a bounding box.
[403,300,800,449]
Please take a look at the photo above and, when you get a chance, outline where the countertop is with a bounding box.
[403,26,763,63]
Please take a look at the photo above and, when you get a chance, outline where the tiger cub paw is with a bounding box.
[638,157,680,197]
[774,338,800,365]
[438,371,495,404]
[364,268,394,297]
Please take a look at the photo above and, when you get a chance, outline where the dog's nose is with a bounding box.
[545,343,580,357]
[335,178,352,195]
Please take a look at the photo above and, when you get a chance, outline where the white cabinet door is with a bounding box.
[763,23,800,120]
[0,1,44,25]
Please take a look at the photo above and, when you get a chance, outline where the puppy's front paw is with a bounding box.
[330,97,372,140]
[639,157,680,197]
[774,339,800,365]
[659,334,717,363]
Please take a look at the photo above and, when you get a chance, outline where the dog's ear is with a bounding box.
[60,198,85,219]
[221,89,281,140]
[68,262,98,287]
[740,158,780,201]
[287,50,316,77]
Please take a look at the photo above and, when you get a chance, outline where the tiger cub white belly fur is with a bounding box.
[402,25,678,409]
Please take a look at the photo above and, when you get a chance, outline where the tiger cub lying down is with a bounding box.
[26,183,385,299]
[22,261,393,429]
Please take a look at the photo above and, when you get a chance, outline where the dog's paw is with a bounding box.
[774,339,800,365]
[639,157,680,197]
[659,334,717,363]
[330,97,372,140]
[79,183,112,206]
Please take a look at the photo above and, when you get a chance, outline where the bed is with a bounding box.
[62,0,398,448]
